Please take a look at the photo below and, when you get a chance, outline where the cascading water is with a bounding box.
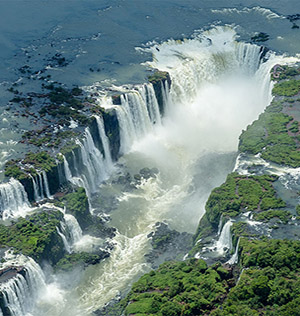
[67,127,108,195]
[29,172,51,202]
[42,171,52,199]
[94,115,114,172]
[217,214,224,235]
[20,26,299,316]
[75,27,298,313]
[29,174,40,202]
[38,173,45,201]
[227,238,240,265]
[0,251,46,316]
[64,214,83,245]
[56,224,72,254]
[114,83,162,154]
[0,178,31,220]
[63,155,89,192]
[215,220,233,255]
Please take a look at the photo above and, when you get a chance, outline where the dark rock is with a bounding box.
[102,109,120,161]
[145,222,193,269]
[148,71,171,116]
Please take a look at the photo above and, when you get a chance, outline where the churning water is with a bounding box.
[49,26,296,315]
[1,19,299,316]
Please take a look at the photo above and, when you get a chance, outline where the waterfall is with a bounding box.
[217,214,224,235]
[235,42,262,75]
[137,84,161,126]
[73,127,107,193]
[56,210,83,253]
[63,156,88,192]
[0,252,46,316]
[226,238,240,265]
[42,171,52,199]
[38,173,45,201]
[94,115,114,171]
[0,178,31,220]
[215,220,233,255]
[29,174,40,202]
[56,224,72,254]
[29,172,52,203]
[64,214,83,245]
[114,83,161,154]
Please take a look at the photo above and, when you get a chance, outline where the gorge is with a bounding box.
[1,2,300,316]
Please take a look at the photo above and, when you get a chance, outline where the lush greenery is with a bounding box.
[0,210,65,264]
[202,173,283,227]
[192,173,285,253]
[4,160,28,180]
[121,259,234,316]
[23,151,56,172]
[271,65,300,81]
[239,107,300,167]
[211,239,300,316]
[56,187,92,230]
[253,209,292,224]
[272,79,300,97]
[239,71,300,167]
[4,151,56,179]
[118,239,300,316]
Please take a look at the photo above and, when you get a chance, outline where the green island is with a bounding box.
[107,239,300,316]
[239,65,300,167]
[192,173,286,248]
[0,210,65,264]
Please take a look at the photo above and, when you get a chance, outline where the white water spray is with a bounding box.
[0,251,46,316]
[0,178,31,220]
[227,238,240,265]
[25,26,300,315]
[114,83,162,154]
[215,220,233,255]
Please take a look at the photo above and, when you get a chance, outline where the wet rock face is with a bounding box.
[146,222,193,269]
[0,266,26,284]
[102,109,121,161]
[0,266,27,316]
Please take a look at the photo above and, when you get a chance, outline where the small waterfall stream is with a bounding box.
[94,115,114,172]
[29,171,52,203]
[227,237,240,265]
[215,220,233,255]
[42,171,52,199]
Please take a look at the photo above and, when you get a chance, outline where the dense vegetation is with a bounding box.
[239,103,300,167]
[211,239,300,316]
[0,210,65,264]
[239,66,300,167]
[115,239,300,316]
[4,151,56,179]
[120,259,234,316]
